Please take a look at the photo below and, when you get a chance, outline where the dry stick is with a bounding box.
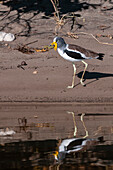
[0,8,11,21]
[24,40,39,46]
[80,32,113,45]
[50,1,70,34]
[68,32,113,46]
[50,0,60,20]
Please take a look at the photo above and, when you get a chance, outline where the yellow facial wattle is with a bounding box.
[51,41,57,51]
[53,151,58,160]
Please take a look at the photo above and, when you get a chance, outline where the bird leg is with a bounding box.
[67,111,77,137]
[67,63,76,89]
[81,113,89,138]
[80,60,88,86]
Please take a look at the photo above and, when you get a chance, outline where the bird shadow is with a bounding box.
[76,71,113,86]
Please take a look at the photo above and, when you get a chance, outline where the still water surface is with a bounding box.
[0,103,113,170]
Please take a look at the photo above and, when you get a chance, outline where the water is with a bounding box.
[0,103,113,170]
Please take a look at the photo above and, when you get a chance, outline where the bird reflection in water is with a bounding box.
[54,112,104,162]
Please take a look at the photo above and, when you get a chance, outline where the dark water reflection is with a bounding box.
[0,103,113,170]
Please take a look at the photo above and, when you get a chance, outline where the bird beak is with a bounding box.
[51,41,57,51]
[53,151,58,160]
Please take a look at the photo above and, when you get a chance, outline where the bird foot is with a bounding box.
[80,79,86,86]
[67,85,74,89]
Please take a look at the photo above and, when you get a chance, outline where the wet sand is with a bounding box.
[0,102,113,142]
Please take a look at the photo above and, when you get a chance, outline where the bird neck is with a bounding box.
[57,44,67,51]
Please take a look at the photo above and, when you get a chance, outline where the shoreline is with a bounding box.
[0,101,113,105]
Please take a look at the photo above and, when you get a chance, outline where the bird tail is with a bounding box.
[97,53,104,60]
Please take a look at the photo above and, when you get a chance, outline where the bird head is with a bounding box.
[51,41,57,51]
[53,151,59,160]
[53,151,66,162]
[51,37,66,51]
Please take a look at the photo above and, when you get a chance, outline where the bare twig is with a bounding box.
[68,31,113,46]
[0,8,11,21]
[54,13,67,34]
[50,0,68,34]
[50,0,60,20]
[67,32,79,39]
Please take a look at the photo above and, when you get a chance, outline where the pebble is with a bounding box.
[33,70,38,74]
